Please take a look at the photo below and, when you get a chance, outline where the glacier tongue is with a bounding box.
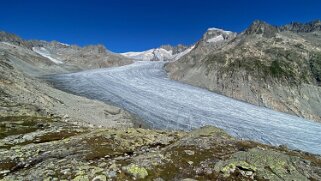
[48,61,321,155]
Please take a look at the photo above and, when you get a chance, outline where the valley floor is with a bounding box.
[48,61,321,155]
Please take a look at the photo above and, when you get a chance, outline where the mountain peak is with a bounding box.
[245,20,279,38]
[245,20,279,37]
[202,27,236,44]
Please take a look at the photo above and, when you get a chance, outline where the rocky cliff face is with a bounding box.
[166,20,321,122]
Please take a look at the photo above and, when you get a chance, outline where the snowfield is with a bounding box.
[49,61,321,154]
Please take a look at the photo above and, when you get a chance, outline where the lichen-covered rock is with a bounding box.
[122,164,148,179]
[218,161,256,178]
[73,175,89,181]
[214,148,310,180]
[92,175,107,181]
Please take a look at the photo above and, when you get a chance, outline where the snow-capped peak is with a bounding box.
[121,45,194,62]
[121,49,163,61]
[203,27,237,44]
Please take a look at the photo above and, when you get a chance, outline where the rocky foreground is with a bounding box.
[1,115,321,181]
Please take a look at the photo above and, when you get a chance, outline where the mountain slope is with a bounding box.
[30,40,133,71]
[166,20,321,122]
[0,41,135,127]
[0,31,137,127]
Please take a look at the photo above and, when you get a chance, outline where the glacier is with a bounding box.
[48,61,321,154]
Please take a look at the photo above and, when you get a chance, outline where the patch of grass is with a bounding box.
[309,53,321,84]
[85,136,125,160]
[0,160,17,179]
[0,116,50,140]
[34,130,82,143]
[270,60,284,77]
[147,141,245,180]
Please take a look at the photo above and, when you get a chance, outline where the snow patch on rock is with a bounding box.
[207,35,224,43]
[33,47,63,64]
[208,27,234,34]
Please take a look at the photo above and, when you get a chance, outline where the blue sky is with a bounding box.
[1,0,320,52]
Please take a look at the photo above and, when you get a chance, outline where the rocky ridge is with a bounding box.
[29,40,133,71]
[0,31,133,72]
[0,32,32,49]
[280,20,321,33]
